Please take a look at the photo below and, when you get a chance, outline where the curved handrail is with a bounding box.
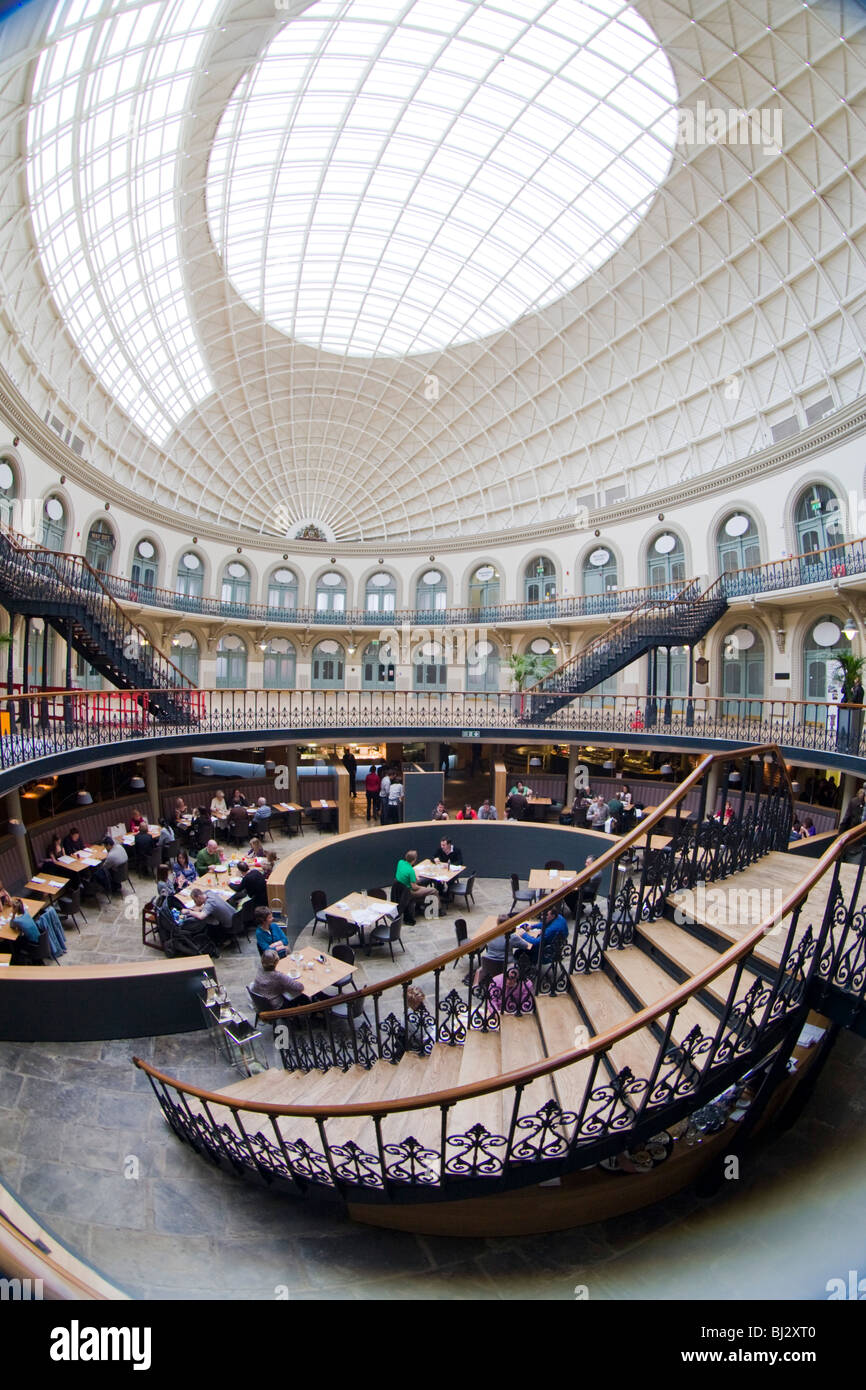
[133,809,861,1120]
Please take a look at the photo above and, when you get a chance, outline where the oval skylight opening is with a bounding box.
[207,0,678,357]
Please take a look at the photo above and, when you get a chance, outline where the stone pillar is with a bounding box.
[145,755,161,823]
[5,789,32,875]
[702,759,721,818]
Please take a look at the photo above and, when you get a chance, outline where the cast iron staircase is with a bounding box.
[526,579,728,718]
[0,524,195,723]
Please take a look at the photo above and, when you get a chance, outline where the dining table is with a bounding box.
[325,891,399,945]
[275,945,358,996]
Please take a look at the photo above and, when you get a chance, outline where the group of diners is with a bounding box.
[362,765,406,823]
[172,789,274,843]
[155,842,276,950]
[561,785,643,835]
[394,840,466,919]
[431,799,497,821]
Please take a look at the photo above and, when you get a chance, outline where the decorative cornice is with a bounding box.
[2,367,866,558]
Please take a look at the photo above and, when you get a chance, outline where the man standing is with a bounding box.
[342,749,358,799]
[379,768,391,824]
[365,766,381,821]
[386,775,404,824]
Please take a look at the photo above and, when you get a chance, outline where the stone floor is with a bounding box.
[2,808,865,1300]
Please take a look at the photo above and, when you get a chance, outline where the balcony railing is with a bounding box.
[1,688,865,773]
[96,532,866,630]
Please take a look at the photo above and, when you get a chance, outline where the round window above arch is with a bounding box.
[44,496,64,521]
[654,533,677,554]
[320,572,344,586]
[226,561,248,579]
[317,639,341,655]
[0,461,14,493]
[369,572,395,586]
[182,552,200,570]
[588,547,610,567]
[136,539,156,559]
[812,620,842,648]
[219,634,245,651]
[173,630,198,650]
[422,569,443,585]
[272,568,296,585]
[724,514,751,538]
[530,637,552,655]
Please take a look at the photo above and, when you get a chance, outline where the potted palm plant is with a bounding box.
[834,651,865,755]
[508,651,555,718]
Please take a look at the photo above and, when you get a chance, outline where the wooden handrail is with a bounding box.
[134,815,858,1119]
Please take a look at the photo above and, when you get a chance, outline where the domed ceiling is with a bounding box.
[0,0,863,542]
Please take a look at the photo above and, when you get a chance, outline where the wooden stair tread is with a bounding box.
[498,1013,558,1120]
[572,971,660,1081]
[534,995,596,1119]
[449,1030,504,1138]
[604,945,719,1041]
[637,921,751,1005]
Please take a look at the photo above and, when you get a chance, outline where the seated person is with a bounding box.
[210,789,228,817]
[195,839,222,874]
[394,850,435,906]
[184,886,234,945]
[134,825,154,861]
[474,914,513,988]
[505,788,527,820]
[62,827,85,857]
[509,781,532,798]
[173,797,188,820]
[252,797,272,828]
[40,834,73,878]
[570,855,601,917]
[236,860,268,909]
[487,963,535,1015]
[227,803,249,835]
[800,818,817,838]
[437,837,462,867]
[128,809,144,833]
[456,803,477,821]
[231,789,247,807]
[157,818,175,849]
[513,905,569,961]
[477,799,497,820]
[94,836,129,894]
[252,949,306,1009]
[254,905,289,956]
[789,815,802,840]
[431,802,448,821]
[9,900,41,965]
[248,836,265,859]
[171,849,197,887]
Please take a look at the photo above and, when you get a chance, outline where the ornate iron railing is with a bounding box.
[134,775,866,1205]
[0,688,864,772]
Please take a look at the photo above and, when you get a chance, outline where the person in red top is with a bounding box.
[129,809,144,833]
[456,803,477,820]
[364,768,381,822]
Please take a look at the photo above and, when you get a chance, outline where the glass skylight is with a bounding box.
[26,0,218,444]
[208,0,678,357]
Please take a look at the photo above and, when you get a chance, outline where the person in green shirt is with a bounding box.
[195,840,222,874]
[394,850,434,905]
[508,781,532,797]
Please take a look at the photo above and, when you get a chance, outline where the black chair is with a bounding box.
[253,814,275,844]
[221,903,248,954]
[317,809,335,835]
[284,809,302,838]
[310,890,328,937]
[155,906,212,958]
[145,842,163,879]
[15,927,57,966]
[450,873,476,911]
[453,917,468,967]
[56,884,85,932]
[544,859,565,871]
[510,873,537,914]
[390,882,416,925]
[247,986,272,1027]
[365,913,405,961]
[237,894,255,942]
[325,913,361,951]
[366,887,387,900]
[226,816,248,848]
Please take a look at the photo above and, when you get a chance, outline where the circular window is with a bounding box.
[370,573,393,587]
[654,533,677,554]
[220,634,244,651]
[182,552,200,570]
[422,570,442,585]
[530,638,552,654]
[589,548,610,566]
[44,496,64,521]
[137,539,155,559]
[728,627,756,651]
[475,565,495,582]
[226,561,247,579]
[273,568,295,584]
[269,637,293,654]
[724,514,750,537]
[317,640,340,654]
[320,572,343,586]
[0,462,14,492]
[812,621,842,648]
[174,630,197,650]
[207,0,677,357]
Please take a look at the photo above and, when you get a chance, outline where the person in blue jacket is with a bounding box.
[255,905,289,957]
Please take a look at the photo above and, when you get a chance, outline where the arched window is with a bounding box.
[0,460,16,528]
[416,568,447,612]
[216,634,247,688]
[722,625,764,716]
[221,560,251,609]
[365,572,396,614]
[362,640,395,689]
[85,519,115,575]
[794,485,844,556]
[316,571,347,613]
[263,637,296,689]
[716,513,760,576]
[311,639,344,688]
[176,551,204,599]
[582,546,618,597]
[130,538,158,590]
[267,567,298,611]
[466,638,500,693]
[468,564,500,608]
[170,630,199,685]
[41,495,66,551]
[803,616,851,703]
[413,638,447,690]
[646,532,685,589]
[524,556,556,604]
